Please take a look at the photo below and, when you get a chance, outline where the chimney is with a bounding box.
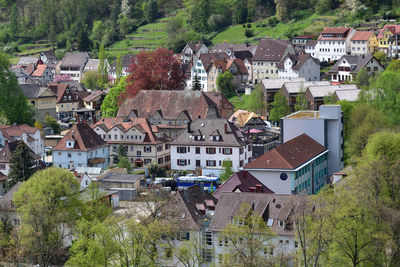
[73,171,78,177]
[187,121,191,133]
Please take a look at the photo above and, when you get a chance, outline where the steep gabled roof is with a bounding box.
[377,25,400,39]
[328,54,384,75]
[60,52,89,68]
[53,122,107,151]
[253,39,291,61]
[117,91,219,120]
[31,64,48,77]
[199,53,229,71]
[204,92,234,110]
[244,134,327,170]
[0,182,22,211]
[213,170,274,199]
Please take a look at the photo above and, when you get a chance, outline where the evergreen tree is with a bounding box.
[192,74,201,90]
[9,3,18,40]
[145,0,158,22]
[6,142,36,190]
[77,28,91,52]
[98,44,108,87]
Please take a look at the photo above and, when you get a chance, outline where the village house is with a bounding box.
[281,105,344,175]
[280,81,330,112]
[10,67,33,84]
[39,51,58,75]
[209,192,306,266]
[229,109,267,131]
[212,170,274,199]
[233,50,254,82]
[252,39,294,84]
[328,54,384,83]
[92,117,171,168]
[333,89,361,102]
[83,58,111,78]
[304,40,318,58]
[170,119,252,173]
[305,84,358,110]
[109,54,137,79]
[211,42,258,56]
[292,35,313,52]
[117,90,225,139]
[350,31,378,55]
[82,90,107,122]
[377,24,400,55]
[207,58,248,92]
[59,52,89,82]
[31,64,54,85]
[315,27,356,62]
[181,42,209,64]
[20,84,57,122]
[277,53,320,81]
[244,134,328,195]
[52,122,109,169]
[204,92,234,119]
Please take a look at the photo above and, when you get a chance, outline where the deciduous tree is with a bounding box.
[269,91,289,123]
[217,71,235,98]
[294,87,308,111]
[101,77,127,117]
[248,86,266,115]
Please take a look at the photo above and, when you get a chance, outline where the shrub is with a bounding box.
[245,29,254,38]
[247,23,252,28]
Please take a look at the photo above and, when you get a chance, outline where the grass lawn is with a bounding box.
[229,94,252,111]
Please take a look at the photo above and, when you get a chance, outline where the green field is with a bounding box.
[229,95,252,111]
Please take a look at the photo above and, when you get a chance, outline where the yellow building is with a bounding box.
[377,25,400,54]
[20,84,57,122]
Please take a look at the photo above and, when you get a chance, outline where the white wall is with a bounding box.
[247,170,293,194]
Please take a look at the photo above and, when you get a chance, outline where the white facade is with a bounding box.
[188,58,208,91]
[247,169,293,194]
[278,56,320,81]
[305,44,317,58]
[171,145,251,172]
[316,29,356,62]
[0,127,45,158]
[330,56,384,83]
[53,146,109,170]
[182,44,209,64]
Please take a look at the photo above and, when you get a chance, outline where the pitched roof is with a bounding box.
[92,117,166,144]
[321,27,351,34]
[0,140,40,163]
[261,78,306,91]
[244,134,327,170]
[306,84,358,98]
[60,52,89,68]
[212,170,274,199]
[377,25,400,39]
[209,192,306,235]
[211,43,258,55]
[31,64,48,77]
[233,50,254,60]
[0,182,22,211]
[83,90,106,102]
[278,53,319,70]
[334,89,360,101]
[328,54,384,74]
[253,39,291,61]
[229,110,260,128]
[171,118,248,147]
[18,56,37,66]
[0,124,39,139]
[117,90,219,120]
[199,53,229,71]
[203,92,234,110]
[84,59,100,71]
[351,31,374,41]
[53,122,107,151]
[282,81,330,94]
[99,172,143,183]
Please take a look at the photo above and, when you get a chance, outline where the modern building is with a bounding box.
[252,39,294,84]
[92,117,171,168]
[170,119,252,172]
[277,53,320,81]
[281,105,344,175]
[315,27,356,62]
[328,54,385,83]
[59,52,90,82]
[244,134,328,194]
[52,122,109,169]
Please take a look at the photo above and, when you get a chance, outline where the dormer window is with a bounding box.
[210,136,220,141]
[279,220,285,228]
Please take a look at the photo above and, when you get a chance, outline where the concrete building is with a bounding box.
[315,27,356,62]
[170,119,252,172]
[252,39,294,84]
[52,122,109,169]
[277,54,320,81]
[280,105,344,175]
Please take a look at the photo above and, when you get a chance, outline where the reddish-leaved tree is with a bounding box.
[126,47,185,98]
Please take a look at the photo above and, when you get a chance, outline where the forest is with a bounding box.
[0,0,399,57]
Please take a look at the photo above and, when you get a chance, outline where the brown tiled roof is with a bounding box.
[244,134,327,170]
[92,117,167,144]
[54,84,69,103]
[0,140,40,163]
[25,63,35,75]
[321,27,350,34]
[209,192,307,235]
[204,92,234,110]
[53,122,107,151]
[32,64,48,77]
[117,90,219,120]
[213,170,274,199]
[377,25,400,39]
[351,31,374,41]
[278,54,318,70]
[253,39,291,61]
[83,90,106,102]
[199,53,229,71]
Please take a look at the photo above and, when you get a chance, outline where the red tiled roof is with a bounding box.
[55,84,69,103]
[32,64,48,77]
[351,31,374,41]
[321,27,350,34]
[377,25,400,39]
[213,170,274,199]
[204,92,234,110]
[53,122,107,151]
[244,134,327,170]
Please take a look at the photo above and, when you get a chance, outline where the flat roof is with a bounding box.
[99,172,143,183]
[284,110,320,120]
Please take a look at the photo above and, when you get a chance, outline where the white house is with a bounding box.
[52,122,109,170]
[278,53,320,81]
[328,54,385,83]
[181,42,209,64]
[170,119,252,173]
[109,54,137,79]
[59,52,89,81]
[315,27,356,62]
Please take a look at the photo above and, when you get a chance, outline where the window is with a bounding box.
[279,220,284,228]
[68,153,71,158]
[206,160,216,167]
[206,147,216,154]
[144,159,151,164]
[158,157,163,164]
[295,241,299,248]
[223,148,232,155]
[202,231,212,245]
[196,160,201,167]
[137,151,141,157]
[0,164,5,170]
[240,147,244,154]
[164,155,170,162]
[177,147,187,154]
[195,147,200,154]
[177,159,187,166]
[201,249,213,262]
[144,146,151,153]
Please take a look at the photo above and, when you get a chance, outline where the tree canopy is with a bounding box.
[101,77,127,117]
[269,91,289,123]
[217,71,235,98]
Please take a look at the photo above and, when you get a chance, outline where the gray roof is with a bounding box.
[253,39,291,61]
[99,172,143,184]
[209,192,307,235]
[307,84,358,98]
[211,43,258,55]
[75,166,102,174]
[261,78,305,91]
[84,59,100,72]
[283,81,330,94]
[60,52,89,68]
[20,84,54,99]
[334,89,360,101]
[328,54,383,74]
[110,54,137,72]
[11,67,30,77]
[171,118,248,147]
[18,56,37,66]
[0,182,22,211]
